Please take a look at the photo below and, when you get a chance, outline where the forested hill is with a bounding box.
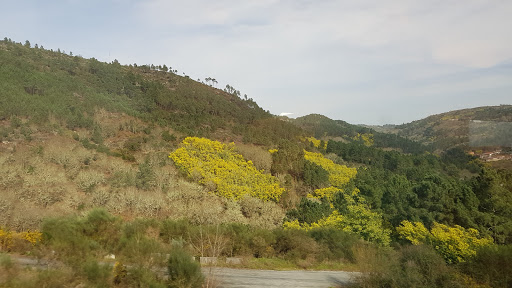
[0,38,302,145]
[0,38,304,230]
[375,105,512,151]
[291,113,428,154]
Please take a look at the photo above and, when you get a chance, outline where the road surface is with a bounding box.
[202,267,359,288]
[11,255,359,287]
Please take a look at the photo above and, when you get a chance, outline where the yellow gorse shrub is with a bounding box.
[0,228,42,251]
[304,151,357,188]
[20,230,43,246]
[169,137,284,201]
[352,133,374,147]
[285,152,390,245]
[0,228,13,251]
[305,137,327,149]
[397,220,494,263]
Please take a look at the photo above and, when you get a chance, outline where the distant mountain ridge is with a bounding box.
[386,105,512,150]
[293,105,512,153]
[290,113,429,154]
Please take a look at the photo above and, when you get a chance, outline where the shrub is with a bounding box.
[81,209,120,247]
[124,265,167,288]
[286,198,332,225]
[169,137,284,201]
[309,228,359,263]
[124,136,143,151]
[462,244,512,288]
[161,130,176,142]
[82,259,111,287]
[118,219,162,263]
[42,209,120,266]
[167,247,204,288]
[160,219,191,244]
[136,158,156,190]
[397,220,494,263]
[272,229,319,263]
[303,160,329,188]
[352,244,464,288]
[76,169,105,192]
[248,229,276,258]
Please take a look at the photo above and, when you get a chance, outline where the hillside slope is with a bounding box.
[1,38,512,247]
[0,39,298,230]
[291,114,428,154]
[386,105,512,150]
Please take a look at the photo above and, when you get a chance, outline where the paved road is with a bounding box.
[202,267,359,288]
[11,255,358,287]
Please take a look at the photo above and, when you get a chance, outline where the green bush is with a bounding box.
[136,158,156,190]
[309,228,359,262]
[248,228,276,258]
[160,219,191,244]
[41,209,120,267]
[81,208,121,251]
[82,259,111,287]
[162,130,177,142]
[124,265,167,288]
[167,247,204,288]
[286,197,332,224]
[118,219,163,263]
[303,160,329,188]
[272,229,319,262]
[41,216,92,266]
[462,245,512,288]
[353,244,464,288]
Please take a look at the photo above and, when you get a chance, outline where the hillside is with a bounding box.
[0,38,304,230]
[380,105,512,151]
[1,38,512,288]
[291,113,428,154]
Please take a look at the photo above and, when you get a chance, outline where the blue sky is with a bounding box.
[2,0,511,125]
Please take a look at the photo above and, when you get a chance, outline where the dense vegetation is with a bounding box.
[0,38,302,143]
[292,114,428,154]
[169,137,284,201]
[1,38,512,287]
[391,105,512,150]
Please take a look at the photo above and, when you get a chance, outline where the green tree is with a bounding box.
[136,158,156,190]
[303,160,329,189]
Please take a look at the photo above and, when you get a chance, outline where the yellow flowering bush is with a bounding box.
[307,186,340,202]
[304,151,357,188]
[284,205,391,245]
[0,228,42,251]
[20,230,43,246]
[169,137,284,201]
[397,220,494,263]
[0,228,13,251]
[352,133,374,147]
[305,137,327,149]
[284,152,390,245]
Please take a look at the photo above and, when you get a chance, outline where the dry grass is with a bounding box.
[0,119,286,232]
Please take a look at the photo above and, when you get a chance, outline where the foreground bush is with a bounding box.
[352,244,464,288]
[167,247,204,288]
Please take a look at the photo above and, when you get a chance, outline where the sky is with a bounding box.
[2,0,512,125]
